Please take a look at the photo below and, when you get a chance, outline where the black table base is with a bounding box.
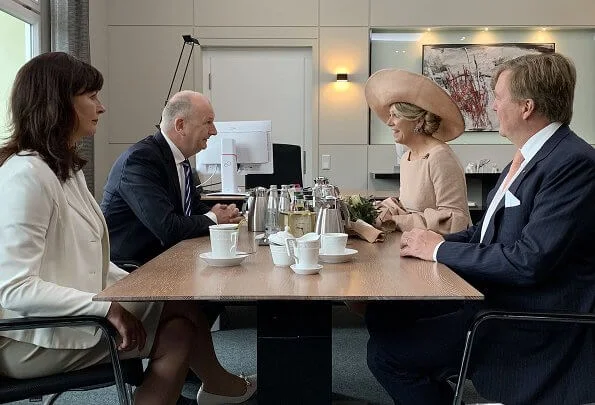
[257,301,332,405]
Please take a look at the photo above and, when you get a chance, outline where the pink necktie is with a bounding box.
[502,150,525,189]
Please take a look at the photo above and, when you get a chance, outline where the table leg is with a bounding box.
[257,300,332,405]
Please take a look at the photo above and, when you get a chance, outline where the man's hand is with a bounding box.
[106,302,147,352]
[400,228,444,261]
[211,203,243,224]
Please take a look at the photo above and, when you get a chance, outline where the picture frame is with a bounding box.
[422,43,555,132]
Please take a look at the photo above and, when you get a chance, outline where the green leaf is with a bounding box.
[342,194,378,225]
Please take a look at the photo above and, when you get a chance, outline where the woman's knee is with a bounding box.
[153,316,195,357]
[161,301,205,327]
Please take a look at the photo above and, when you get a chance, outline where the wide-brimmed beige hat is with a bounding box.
[365,69,464,142]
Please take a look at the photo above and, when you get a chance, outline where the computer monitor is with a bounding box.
[196,120,273,195]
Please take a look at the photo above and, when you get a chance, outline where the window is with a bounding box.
[0,0,41,144]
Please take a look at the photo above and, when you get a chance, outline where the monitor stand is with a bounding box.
[212,138,246,198]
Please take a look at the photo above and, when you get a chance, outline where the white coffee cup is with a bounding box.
[270,244,294,267]
[297,232,321,248]
[209,224,239,258]
[285,233,321,252]
[320,233,348,255]
[286,244,319,269]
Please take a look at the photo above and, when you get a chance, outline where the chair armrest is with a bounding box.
[469,310,595,328]
[0,315,131,405]
[453,309,595,405]
[0,315,116,335]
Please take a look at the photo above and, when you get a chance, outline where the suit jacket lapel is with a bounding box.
[154,131,183,212]
[482,125,570,243]
[64,171,101,239]
[82,175,112,274]
[508,125,569,195]
[482,198,504,244]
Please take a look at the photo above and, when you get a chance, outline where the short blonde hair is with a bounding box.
[390,102,441,136]
[491,52,576,125]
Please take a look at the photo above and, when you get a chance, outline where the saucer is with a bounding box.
[200,251,249,267]
[290,263,323,275]
[318,248,358,264]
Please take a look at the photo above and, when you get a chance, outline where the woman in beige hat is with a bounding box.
[365,69,471,234]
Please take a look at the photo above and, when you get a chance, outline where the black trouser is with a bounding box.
[365,301,479,405]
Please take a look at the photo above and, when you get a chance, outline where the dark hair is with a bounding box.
[0,52,103,182]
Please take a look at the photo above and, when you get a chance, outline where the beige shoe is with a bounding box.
[196,374,257,405]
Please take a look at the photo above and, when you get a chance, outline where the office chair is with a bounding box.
[245,143,303,189]
[453,310,595,405]
[0,316,143,405]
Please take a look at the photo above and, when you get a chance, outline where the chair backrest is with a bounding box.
[245,143,302,189]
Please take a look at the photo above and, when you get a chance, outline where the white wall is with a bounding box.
[89,0,595,198]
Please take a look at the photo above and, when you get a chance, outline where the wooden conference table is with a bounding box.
[95,229,482,404]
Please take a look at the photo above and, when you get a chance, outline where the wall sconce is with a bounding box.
[336,73,348,82]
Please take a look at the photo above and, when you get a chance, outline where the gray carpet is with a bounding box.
[5,306,491,404]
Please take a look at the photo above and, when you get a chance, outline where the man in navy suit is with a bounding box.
[101,92,251,404]
[367,53,595,405]
[101,91,243,266]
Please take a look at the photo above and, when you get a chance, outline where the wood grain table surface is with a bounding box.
[95,228,482,302]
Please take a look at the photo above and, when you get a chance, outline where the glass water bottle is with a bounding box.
[265,185,280,237]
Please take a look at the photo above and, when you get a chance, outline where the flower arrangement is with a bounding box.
[342,194,378,225]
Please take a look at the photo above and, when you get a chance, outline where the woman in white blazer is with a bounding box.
[0,53,256,405]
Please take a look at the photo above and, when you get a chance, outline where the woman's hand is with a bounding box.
[106,302,147,352]
[390,197,408,215]
[374,197,408,231]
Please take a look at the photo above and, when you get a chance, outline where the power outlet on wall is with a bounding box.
[321,154,331,170]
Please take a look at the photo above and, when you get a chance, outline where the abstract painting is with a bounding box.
[422,43,555,132]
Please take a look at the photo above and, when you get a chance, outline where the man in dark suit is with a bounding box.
[101,92,254,405]
[368,53,595,405]
[101,90,243,266]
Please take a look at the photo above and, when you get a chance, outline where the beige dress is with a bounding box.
[376,143,471,235]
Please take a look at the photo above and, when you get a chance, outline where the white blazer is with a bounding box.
[0,154,128,350]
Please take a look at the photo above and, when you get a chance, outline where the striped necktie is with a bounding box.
[182,159,193,216]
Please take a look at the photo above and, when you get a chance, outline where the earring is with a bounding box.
[414,122,423,133]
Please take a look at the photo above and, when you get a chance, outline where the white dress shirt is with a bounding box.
[432,122,562,260]
[479,122,561,242]
[162,133,217,223]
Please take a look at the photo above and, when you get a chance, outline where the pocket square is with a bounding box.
[504,190,521,207]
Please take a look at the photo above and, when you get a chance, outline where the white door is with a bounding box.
[202,47,312,187]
